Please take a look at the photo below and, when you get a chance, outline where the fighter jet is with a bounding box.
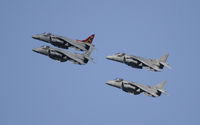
[106,78,168,97]
[32,32,95,51]
[106,53,171,72]
[32,45,94,65]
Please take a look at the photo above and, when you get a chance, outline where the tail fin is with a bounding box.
[159,54,168,62]
[155,80,166,89]
[158,54,171,69]
[84,46,95,63]
[85,45,94,57]
[82,34,95,44]
[155,80,168,95]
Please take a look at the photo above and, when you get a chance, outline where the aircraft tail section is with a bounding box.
[82,34,95,44]
[85,45,94,56]
[160,62,171,69]
[84,46,95,63]
[155,80,168,95]
[158,54,171,69]
[156,80,166,89]
[159,54,168,62]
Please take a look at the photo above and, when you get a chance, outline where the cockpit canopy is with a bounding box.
[43,32,51,36]
[41,45,50,49]
[115,53,125,57]
[114,78,123,82]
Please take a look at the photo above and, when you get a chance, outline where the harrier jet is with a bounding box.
[32,32,95,51]
[106,53,171,72]
[106,78,168,97]
[32,45,94,65]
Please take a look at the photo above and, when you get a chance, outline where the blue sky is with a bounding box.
[0,0,200,125]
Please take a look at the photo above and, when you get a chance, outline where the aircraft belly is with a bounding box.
[126,62,142,69]
[124,58,143,69]
[49,52,67,62]
[123,84,141,95]
[51,38,69,49]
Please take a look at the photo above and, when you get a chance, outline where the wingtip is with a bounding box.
[164,90,169,96]
[166,64,172,69]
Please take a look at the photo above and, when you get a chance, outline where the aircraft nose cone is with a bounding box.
[32,48,40,53]
[106,55,113,60]
[32,35,39,39]
[106,80,114,85]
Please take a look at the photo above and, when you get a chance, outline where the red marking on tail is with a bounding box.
[77,34,95,44]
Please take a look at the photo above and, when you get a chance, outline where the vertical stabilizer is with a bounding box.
[155,80,166,89]
[83,34,95,44]
[84,46,95,63]
[159,54,168,62]
[155,80,168,95]
[158,54,171,69]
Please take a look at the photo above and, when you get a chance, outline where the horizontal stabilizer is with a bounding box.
[85,56,95,63]
[85,43,95,48]
[84,46,95,63]
[155,80,168,95]
[160,62,171,69]
[158,89,168,96]
[84,45,94,56]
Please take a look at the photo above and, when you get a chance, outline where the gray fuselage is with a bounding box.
[32,32,88,51]
[106,78,164,97]
[32,46,89,64]
[106,53,166,71]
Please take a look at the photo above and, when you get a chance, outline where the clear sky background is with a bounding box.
[0,0,200,125]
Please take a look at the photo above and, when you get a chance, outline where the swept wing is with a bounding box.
[51,36,87,51]
[129,55,161,71]
[53,48,84,64]
[128,82,158,97]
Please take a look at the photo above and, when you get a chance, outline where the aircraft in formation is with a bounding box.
[32,32,170,98]
[32,33,95,65]
[105,52,171,97]
[32,45,94,65]
[106,78,168,97]
[106,53,171,72]
[32,32,95,51]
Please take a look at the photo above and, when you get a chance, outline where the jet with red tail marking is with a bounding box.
[32,32,95,51]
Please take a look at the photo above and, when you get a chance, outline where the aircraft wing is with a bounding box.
[85,43,95,47]
[128,82,158,97]
[52,36,86,51]
[53,48,84,64]
[130,56,161,71]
